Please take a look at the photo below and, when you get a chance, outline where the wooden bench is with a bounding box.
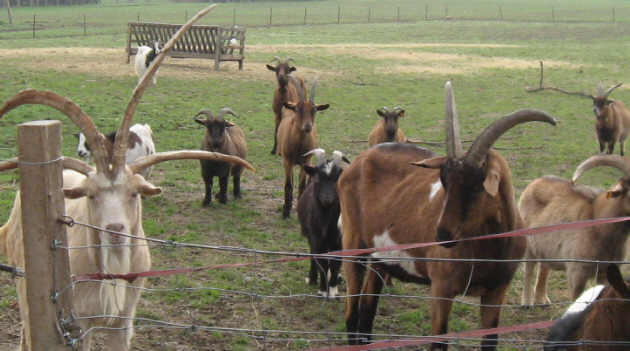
[126,22,245,70]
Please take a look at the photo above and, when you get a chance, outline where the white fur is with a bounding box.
[372,230,424,278]
[323,161,333,176]
[134,45,159,85]
[563,284,605,316]
[337,216,343,236]
[429,180,442,201]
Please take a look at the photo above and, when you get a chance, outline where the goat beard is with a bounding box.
[99,245,131,318]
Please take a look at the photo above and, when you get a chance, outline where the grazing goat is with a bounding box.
[276,77,329,219]
[337,81,556,350]
[266,57,305,155]
[135,41,160,85]
[544,264,630,351]
[75,123,156,178]
[194,107,247,205]
[0,8,254,350]
[591,84,630,156]
[368,106,407,146]
[297,149,349,297]
[520,154,630,305]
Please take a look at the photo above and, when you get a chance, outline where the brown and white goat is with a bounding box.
[368,106,407,146]
[194,107,247,205]
[337,81,556,350]
[544,264,630,351]
[276,78,329,218]
[0,7,254,350]
[520,154,630,305]
[267,57,305,155]
[589,84,630,155]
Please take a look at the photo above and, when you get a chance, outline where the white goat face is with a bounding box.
[64,169,161,247]
[76,132,91,159]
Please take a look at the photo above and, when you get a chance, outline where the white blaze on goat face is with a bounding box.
[429,179,442,201]
[371,230,424,278]
[323,160,334,176]
[564,284,605,316]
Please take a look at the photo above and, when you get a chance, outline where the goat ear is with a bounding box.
[289,66,297,72]
[64,186,88,199]
[266,64,276,72]
[139,183,162,197]
[225,121,235,127]
[483,169,501,197]
[284,102,297,111]
[398,109,405,117]
[410,156,446,169]
[304,165,318,177]
[376,109,386,118]
[194,117,206,126]
[316,104,330,111]
[606,182,625,198]
[607,264,630,298]
[606,99,615,106]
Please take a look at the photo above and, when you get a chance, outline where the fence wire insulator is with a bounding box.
[59,215,75,227]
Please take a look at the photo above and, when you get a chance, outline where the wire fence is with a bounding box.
[2,1,630,41]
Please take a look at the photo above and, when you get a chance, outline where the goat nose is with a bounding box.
[303,124,312,133]
[105,223,125,233]
[436,228,456,248]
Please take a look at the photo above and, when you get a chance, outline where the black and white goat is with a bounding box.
[135,41,161,85]
[75,123,156,178]
[297,148,349,297]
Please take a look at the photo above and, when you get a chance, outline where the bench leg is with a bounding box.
[238,59,243,70]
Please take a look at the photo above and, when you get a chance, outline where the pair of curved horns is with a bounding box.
[271,56,294,64]
[596,83,623,99]
[303,148,350,166]
[194,108,238,120]
[572,154,630,183]
[444,81,557,168]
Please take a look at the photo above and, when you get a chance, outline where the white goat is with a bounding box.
[134,41,160,85]
[0,7,253,350]
[76,123,156,178]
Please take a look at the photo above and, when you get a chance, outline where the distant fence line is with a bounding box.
[2,4,630,40]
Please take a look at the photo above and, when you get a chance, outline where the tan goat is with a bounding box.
[591,84,630,156]
[368,106,407,146]
[276,77,329,218]
[520,154,630,305]
[0,6,254,350]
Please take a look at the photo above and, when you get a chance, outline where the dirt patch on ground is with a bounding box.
[0,44,585,80]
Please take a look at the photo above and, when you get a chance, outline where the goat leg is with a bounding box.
[218,176,228,204]
[430,283,454,350]
[282,161,294,218]
[233,171,242,199]
[534,264,552,305]
[202,176,213,206]
[480,284,509,350]
[357,268,384,344]
[344,258,366,345]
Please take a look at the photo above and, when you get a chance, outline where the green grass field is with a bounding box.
[1,0,630,349]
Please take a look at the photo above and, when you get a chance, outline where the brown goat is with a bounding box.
[276,78,329,218]
[368,107,407,146]
[520,155,630,305]
[337,81,556,350]
[194,107,247,205]
[591,84,630,155]
[544,264,630,351]
[267,57,306,155]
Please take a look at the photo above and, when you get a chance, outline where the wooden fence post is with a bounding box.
[18,120,73,351]
[32,14,35,39]
[269,6,272,26]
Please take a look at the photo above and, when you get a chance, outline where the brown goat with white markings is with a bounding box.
[544,264,630,351]
[194,107,247,205]
[591,84,630,155]
[368,106,407,146]
[267,57,306,155]
[276,77,329,218]
[520,154,630,305]
[337,81,556,350]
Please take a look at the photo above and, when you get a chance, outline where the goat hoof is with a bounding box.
[202,199,211,207]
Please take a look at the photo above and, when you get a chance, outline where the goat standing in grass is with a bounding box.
[368,106,407,146]
[267,57,305,155]
[195,107,247,205]
[591,84,630,155]
[276,77,329,218]
[520,154,630,304]
[297,148,349,297]
[135,41,160,85]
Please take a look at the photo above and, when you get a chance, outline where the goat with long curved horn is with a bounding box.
[572,154,630,183]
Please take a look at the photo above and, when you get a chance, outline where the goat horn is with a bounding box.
[464,109,557,168]
[444,81,464,159]
[0,89,109,173]
[271,56,281,63]
[0,156,95,175]
[289,75,305,102]
[332,150,350,166]
[303,148,326,162]
[218,107,238,118]
[286,57,295,64]
[572,154,630,183]
[194,110,213,119]
[309,78,319,102]
[128,150,255,175]
[603,83,623,98]
[113,4,217,176]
